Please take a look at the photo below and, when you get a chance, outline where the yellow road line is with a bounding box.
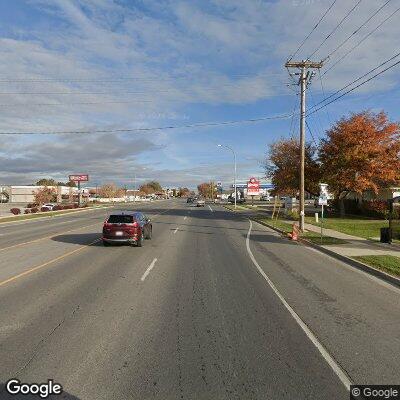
[0,238,101,288]
[0,221,101,253]
[0,203,174,253]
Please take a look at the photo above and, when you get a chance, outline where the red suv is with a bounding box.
[102,211,152,247]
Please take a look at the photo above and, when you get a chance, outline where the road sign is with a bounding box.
[318,195,328,206]
[247,177,260,196]
[69,174,89,182]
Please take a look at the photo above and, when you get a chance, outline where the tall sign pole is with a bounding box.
[285,60,323,232]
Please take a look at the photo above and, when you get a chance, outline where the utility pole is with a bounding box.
[285,60,323,232]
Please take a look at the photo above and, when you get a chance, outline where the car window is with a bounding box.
[107,215,134,224]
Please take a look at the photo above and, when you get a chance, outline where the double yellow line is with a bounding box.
[0,238,101,288]
[0,221,101,253]
[0,205,176,288]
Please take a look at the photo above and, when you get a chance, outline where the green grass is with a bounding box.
[223,204,249,211]
[254,216,348,245]
[301,232,348,245]
[253,217,295,234]
[353,255,400,277]
[305,215,388,240]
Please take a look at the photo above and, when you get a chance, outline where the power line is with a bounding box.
[305,120,318,147]
[310,51,400,111]
[307,57,400,116]
[307,0,363,60]
[0,83,286,96]
[322,0,392,63]
[0,112,294,135]
[0,72,284,83]
[287,0,338,62]
[318,69,332,124]
[308,86,324,137]
[323,4,400,75]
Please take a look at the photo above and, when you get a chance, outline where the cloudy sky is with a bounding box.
[0,0,398,189]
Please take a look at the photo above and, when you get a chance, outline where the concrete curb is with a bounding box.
[251,217,400,289]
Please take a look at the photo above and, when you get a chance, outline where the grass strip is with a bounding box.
[353,255,400,277]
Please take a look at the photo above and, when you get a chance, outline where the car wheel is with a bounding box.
[146,227,152,240]
[137,233,144,247]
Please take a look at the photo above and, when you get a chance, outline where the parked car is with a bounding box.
[196,199,205,207]
[228,196,246,204]
[187,197,194,203]
[260,195,270,201]
[102,211,152,247]
[41,203,56,211]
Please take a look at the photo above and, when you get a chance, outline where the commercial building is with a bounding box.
[0,185,85,203]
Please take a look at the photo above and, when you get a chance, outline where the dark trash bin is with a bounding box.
[380,227,392,243]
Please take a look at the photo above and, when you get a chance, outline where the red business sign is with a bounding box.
[247,177,260,195]
[69,174,89,182]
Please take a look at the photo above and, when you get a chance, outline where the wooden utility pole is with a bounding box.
[285,60,323,232]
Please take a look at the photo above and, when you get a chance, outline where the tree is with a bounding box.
[36,178,58,186]
[265,138,321,197]
[319,111,400,215]
[178,187,190,197]
[146,181,162,192]
[34,187,57,205]
[139,184,155,195]
[197,182,213,198]
[98,183,117,199]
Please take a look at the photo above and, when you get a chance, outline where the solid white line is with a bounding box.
[208,205,213,212]
[173,227,179,234]
[246,219,352,391]
[184,216,187,220]
[141,258,158,281]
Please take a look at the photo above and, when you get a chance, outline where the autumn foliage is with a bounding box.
[34,187,57,205]
[319,111,400,197]
[266,138,321,196]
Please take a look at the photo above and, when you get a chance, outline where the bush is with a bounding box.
[24,208,31,214]
[362,200,390,219]
[31,207,39,213]
[286,210,299,220]
[10,208,21,215]
[27,203,38,208]
[73,203,79,208]
[52,205,62,211]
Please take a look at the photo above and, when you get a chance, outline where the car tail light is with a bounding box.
[132,221,139,228]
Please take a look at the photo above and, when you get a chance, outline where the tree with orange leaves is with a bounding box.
[265,138,321,197]
[319,111,400,215]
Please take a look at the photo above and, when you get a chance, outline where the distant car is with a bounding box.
[42,203,56,211]
[102,211,152,247]
[187,197,194,203]
[259,195,270,201]
[196,199,205,207]
[228,196,246,204]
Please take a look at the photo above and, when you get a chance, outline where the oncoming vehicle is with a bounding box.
[196,199,205,207]
[102,211,152,247]
[186,197,194,203]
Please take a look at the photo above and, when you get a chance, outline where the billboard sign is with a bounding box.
[69,174,89,182]
[247,177,260,196]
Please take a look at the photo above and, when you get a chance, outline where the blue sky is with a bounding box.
[0,0,398,189]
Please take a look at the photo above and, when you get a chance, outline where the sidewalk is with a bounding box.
[301,221,400,257]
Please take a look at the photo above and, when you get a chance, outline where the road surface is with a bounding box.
[0,199,398,399]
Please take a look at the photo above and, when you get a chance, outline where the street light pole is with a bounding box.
[218,144,237,210]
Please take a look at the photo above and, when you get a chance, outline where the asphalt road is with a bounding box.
[0,199,398,399]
